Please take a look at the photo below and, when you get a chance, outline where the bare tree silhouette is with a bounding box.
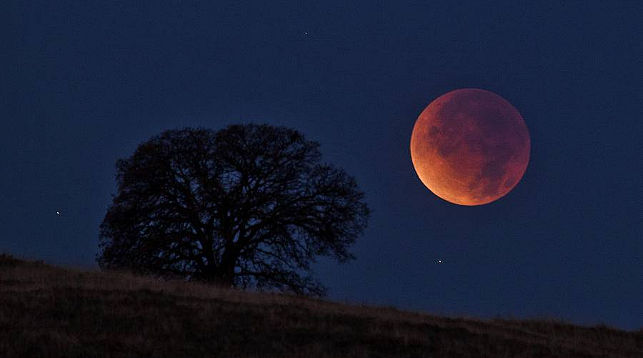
[98,124,369,295]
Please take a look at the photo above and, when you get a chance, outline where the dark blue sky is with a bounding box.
[2,1,641,329]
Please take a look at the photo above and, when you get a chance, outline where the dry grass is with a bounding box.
[0,253,641,357]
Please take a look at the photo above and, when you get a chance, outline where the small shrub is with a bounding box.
[0,254,20,268]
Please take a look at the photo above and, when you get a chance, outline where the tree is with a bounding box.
[97,124,369,295]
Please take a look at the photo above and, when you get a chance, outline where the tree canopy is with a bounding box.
[97,124,369,295]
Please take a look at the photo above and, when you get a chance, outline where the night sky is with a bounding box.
[2,1,641,330]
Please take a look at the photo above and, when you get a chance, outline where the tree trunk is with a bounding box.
[200,248,236,288]
[215,251,237,288]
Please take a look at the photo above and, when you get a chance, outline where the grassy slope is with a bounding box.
[0,254,641,358]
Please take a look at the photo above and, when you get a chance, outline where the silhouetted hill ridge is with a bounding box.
[0,254,641,358]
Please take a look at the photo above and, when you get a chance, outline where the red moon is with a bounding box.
[410,88,530,206]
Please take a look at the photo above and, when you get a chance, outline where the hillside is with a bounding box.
[0,254,641,358]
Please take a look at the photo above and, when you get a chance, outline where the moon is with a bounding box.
[410,88,530,206]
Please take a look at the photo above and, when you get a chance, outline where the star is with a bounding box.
[56,211,61,216]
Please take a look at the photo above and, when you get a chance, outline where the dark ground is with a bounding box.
[1,254,641,358]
